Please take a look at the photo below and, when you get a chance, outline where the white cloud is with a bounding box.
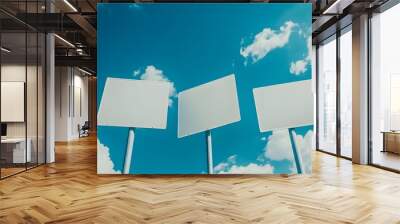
[264,129,294,161]
[213,162,230,173]
[137,65,177,107]
[293,130,314,174]
[214,155,236,173]
[213,130,313,175]
[240,21,297,64]
[289,36,312,75]
[290,59,308,75]
[263,129,314,174]
[133,69,140,77]
[97,140,121,174]
[214,154,274,174]
[218,163,274,174]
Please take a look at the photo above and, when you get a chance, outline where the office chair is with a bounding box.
[79,121,90,138]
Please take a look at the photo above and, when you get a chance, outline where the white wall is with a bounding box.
[55,66,69,141]
[55,67,89,141]
[71,73,89,138]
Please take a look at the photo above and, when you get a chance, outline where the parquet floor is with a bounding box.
[1,135,400,224]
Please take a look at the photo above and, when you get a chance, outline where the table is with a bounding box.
[381,131,400,154]
[1,138,32,163]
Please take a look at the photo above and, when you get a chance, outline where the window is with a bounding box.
[370,3,400,171]
[339,27,352,158]
[318,35,337,154]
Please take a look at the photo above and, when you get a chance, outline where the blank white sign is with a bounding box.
[178,74,241,138]
[1,82,25,122]
[98,78,170,129]
[253,80,313,132]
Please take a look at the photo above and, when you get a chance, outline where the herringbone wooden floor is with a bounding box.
[1,135,400,224]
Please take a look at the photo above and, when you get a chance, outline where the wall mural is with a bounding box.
[97,3,313,174]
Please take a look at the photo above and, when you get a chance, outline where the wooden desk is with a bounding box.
[382,131,400,154]
[1,138,32,163]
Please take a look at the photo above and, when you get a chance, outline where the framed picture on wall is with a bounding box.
[97,3,314,175]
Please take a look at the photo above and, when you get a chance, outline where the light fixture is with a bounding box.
[323,0,341,14]
[54,34,75,48]
[322,0,354,15]
[78,67,93,76]
[1,47,11,53]
[63,0,78,12]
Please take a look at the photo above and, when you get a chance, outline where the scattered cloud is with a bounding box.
[293,130,314,173]
[97,140,121,174]
[218,163,274,174]
[136,65,177,107]
[214,155,236,173]
[213,129,313,174]
[289,36,312,75]
[264,129,294,161]
[240,21,297,64]
[214,155,274,174]
[133,69,140,77]
[290,59,308,75]
[263,129,314,174]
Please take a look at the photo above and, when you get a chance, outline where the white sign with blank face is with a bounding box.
[98,78,170,129]
[1,82,25,122]
[253,80,313,132]
[178,74,241,138]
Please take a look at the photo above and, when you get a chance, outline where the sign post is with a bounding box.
[123,128,135,174]
[206,130,213,174]
[178,74,241,174]
[98,78,170,174]
[253,80,313,174]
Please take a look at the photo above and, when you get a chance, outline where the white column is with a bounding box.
[46,32,55,163]
[352,14,369,164]
[45,1,55,163]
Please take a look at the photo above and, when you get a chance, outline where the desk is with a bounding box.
[1,138,31,163]
[382,131,400,154]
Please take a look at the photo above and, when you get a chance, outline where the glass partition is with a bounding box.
[1,31,28,177]
[0,1,46,179]
[38,32,45,165]
[27,30,38,169]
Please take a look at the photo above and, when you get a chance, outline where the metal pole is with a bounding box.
[123,127,135,174]
[288,128,303,174]
[206,130,213,174]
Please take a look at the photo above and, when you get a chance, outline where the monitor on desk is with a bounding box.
[1,123,7,138]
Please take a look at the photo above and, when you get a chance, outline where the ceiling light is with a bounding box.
[322,0,354,15]
[54,34,75,48]
[78,67,93,76]
[1,47,11,53]
[323,1,341,14]
[63,0,78,12]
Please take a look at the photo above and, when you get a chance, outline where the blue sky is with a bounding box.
[97,3,313,174]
